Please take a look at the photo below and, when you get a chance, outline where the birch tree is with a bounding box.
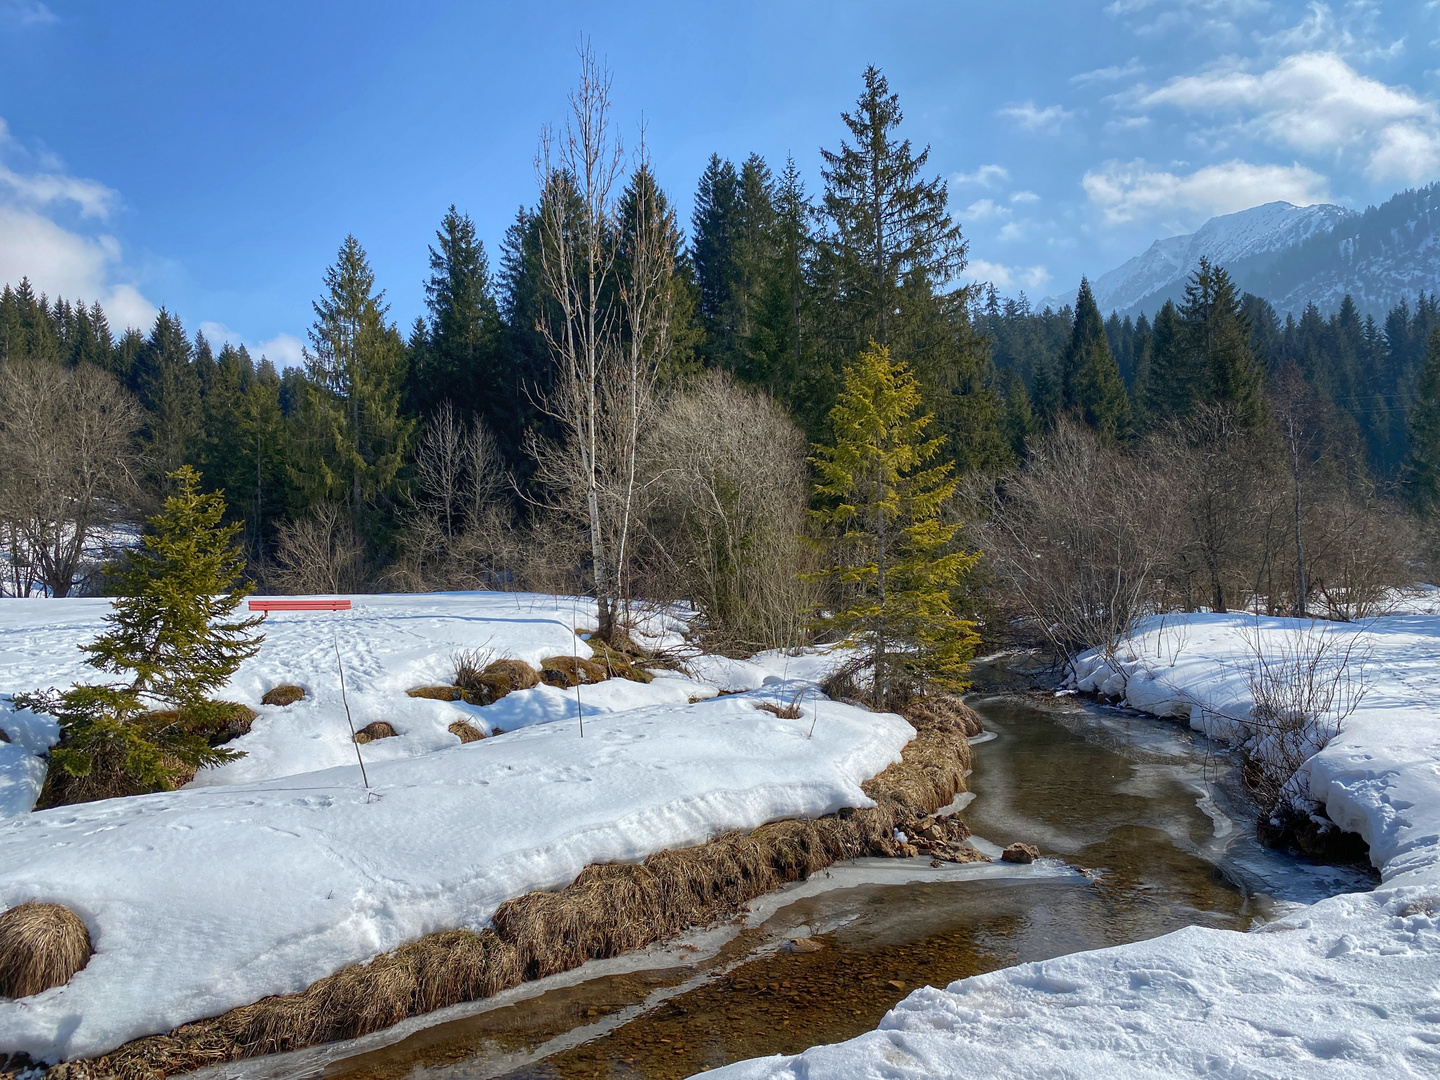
[531,47,677,641]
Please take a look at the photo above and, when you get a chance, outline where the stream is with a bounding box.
[218,694,1376,1080]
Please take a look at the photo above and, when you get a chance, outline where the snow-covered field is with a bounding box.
[706,607,1440,1080]
[0,592,902,1062]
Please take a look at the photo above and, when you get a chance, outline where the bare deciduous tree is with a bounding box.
[982,418,1170,675]
[529,47,678,640]
[388,405,514,592]
[532,44,625,638]
[641,372,815,653]
[0,359,141,597]
[269,503,366,595]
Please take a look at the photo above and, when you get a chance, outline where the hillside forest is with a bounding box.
[3,56,1439,684]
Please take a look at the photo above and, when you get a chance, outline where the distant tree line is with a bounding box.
[979,274,1440,483]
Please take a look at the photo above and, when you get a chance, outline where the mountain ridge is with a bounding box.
[1034,183,1440,320]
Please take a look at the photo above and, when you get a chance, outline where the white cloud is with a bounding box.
[953,164,1009,187]
[1141,51,1440,182]
[0,116,158,329]
[965,258,1052,293]
[996,220,1034,243]
[104,284,159,332]
[0,162,117,219]
[0,205,157,328]
[999,102,1075,132]
[200,322,307,369]
[1258,3,1404,64]
[964,198,1010,221]
[1071,58,1146,85]
[1010,190,1041,203]
[0,120,117,219]
[0,1,58,26]
[260,333,305,369]
[1082,157,1332,225]
[1103,0,1265,36]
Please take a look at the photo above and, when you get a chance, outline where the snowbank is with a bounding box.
[0,593,914,1062]
[0,593,716,810]
[705,612,1440,1079]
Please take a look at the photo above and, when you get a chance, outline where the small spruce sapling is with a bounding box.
[20,466,266,802]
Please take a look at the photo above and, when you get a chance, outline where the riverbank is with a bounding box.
[704,610,1440,1079]
[0,593,979,1074]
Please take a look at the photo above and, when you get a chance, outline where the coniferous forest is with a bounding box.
[2,58,1439,659]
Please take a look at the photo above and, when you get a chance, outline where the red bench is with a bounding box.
[248,599,352,612]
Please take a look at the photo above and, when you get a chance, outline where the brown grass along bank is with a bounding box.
[26,700,982,1080]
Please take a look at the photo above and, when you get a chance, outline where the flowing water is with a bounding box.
[222,694,1375,1080]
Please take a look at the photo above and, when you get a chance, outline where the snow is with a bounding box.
[0,592,914,1063]
[1038,201,1354,315]
[703,611,1440,1080]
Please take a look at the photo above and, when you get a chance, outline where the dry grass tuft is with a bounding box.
[754,698,802,720]
[459,674,512,707]
[585,640,655,683]
[45,699,975,1080]
[538,655,609,689]
[353,722,398,744]
[903,695,984,738]
[0,902,92,998]
[483,659,539,691]
[447,720,485,744]
[406,686,463,702]
[453,650,518,705]
[261,685,305,707]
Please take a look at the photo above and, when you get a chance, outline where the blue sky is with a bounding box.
[1,0,1436,365]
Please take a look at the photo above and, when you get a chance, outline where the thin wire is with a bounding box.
[573,591,584,739]
[335,635,370,790]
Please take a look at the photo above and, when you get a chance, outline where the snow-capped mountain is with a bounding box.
[1036,183,1440,319]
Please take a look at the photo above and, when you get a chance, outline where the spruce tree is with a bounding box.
[811,344,981,710]
[411,206,501,415]
[1180,259,1266,426]
[618,163,698,377]
[817,67,1002,472]
[738,156,816,408]
[819,66,966,351]
[1060,279,1131,443]
[21,466,265,803]
[691,154,741,365]
[496,204,558,465]
[1145,300,1192,420]
[136,308,203,484]
[293,236,414,520]
[1404,327,1440,516]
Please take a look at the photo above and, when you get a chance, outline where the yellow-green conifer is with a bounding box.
[811,343,981,709]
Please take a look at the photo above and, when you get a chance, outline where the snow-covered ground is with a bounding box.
[706,609,1440,1080]
[0,592,899,1062]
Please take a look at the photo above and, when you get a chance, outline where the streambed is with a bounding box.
[220,694,1374,1080]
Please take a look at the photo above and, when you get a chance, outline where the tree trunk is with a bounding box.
[874,464,887,711]
[1289,420,1307,618]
